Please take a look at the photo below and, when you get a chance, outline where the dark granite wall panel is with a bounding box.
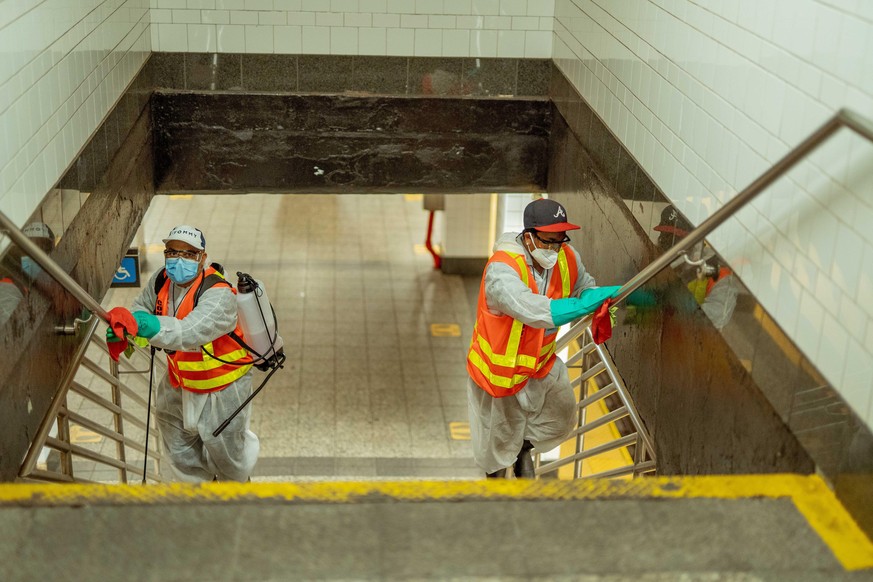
[152,92,551,193]
[0,97,155,481]
[547,65,873,536]
[146,53,550,97]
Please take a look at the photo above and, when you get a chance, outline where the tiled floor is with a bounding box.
[101,193,481,480]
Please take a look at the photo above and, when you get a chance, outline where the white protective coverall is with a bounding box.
[132,270,259,482]
[0,279,23,327]
[701,274,738,330]
[467,232,598,474]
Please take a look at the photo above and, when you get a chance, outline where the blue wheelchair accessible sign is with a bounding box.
[111,249,141,288]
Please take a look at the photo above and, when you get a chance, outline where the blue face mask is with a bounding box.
[165,257,200,284]
[21,257,41,279]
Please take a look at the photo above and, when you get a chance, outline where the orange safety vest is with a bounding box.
[156,266,252,393]
[467,245,578,398]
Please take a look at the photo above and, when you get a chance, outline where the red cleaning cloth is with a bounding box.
[591,298,613,345]
[107,306,138,362]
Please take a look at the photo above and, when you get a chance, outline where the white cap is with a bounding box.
[22,222,54,241]
[162,225,205,250]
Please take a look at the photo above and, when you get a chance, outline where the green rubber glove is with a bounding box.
[132,311,160,339]
[106,327,124,343]
[550,286,622,326]
[627,288,658,308]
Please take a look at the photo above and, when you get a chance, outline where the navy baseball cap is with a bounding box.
[523,199,580,232]
[653,205,692,237]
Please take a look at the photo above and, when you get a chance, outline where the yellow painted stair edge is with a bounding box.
[1,474,871,570]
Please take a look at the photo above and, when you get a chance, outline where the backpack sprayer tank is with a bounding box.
[236,272,284,371]
[211,271,287,437]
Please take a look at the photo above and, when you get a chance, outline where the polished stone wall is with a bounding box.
[547,66,873,536]
[147,53,552,194]
[0,74,155,481]
[152,92,551,194]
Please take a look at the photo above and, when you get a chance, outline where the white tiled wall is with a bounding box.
[149,0,554,57]
[497,192,534,235]
[0,0,151,228]
[553,0,873,429]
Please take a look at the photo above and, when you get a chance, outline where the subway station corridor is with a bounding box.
[104,193,481,481]
[3,0,873,578]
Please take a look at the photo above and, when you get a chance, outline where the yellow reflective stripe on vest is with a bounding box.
[557,249,570,297]
[468,350,530,389]
[512,253,529,286]
[177,348,250,371]
[473,252,533,369]
[539,341,556,365]
[476,327,537,369]
[182,364,252,391]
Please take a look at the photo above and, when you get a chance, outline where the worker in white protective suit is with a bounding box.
[107,225,259,482]
[466,199,620,478]
[654,205,738,330]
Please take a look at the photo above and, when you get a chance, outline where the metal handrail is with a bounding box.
[556,107,873,353]
[0,208,165,483]
[19,321,166,483]
[535,325,656,479]
[18,316,102,477]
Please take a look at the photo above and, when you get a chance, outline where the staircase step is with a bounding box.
[1,475,870,580]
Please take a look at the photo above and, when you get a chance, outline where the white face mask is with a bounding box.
[526,233,559,269]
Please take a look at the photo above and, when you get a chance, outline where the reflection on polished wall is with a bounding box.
[146,51,551,96]
[548,63,873,538]
[552,0,873,436]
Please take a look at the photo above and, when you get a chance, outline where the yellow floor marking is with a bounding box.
[1,475,869,570]
[582,378,633,477]
[403,194,423,201]
[70,426,102,444]
[430,323,460,337]
[449,421,471,440]
[168,194,193,200]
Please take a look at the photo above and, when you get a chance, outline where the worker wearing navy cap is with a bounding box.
[466,198,620,478]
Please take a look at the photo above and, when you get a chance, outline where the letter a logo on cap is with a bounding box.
[553,206,566,218]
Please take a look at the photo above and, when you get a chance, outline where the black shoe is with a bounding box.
[486,468,507,479]
[513,440,535,479]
